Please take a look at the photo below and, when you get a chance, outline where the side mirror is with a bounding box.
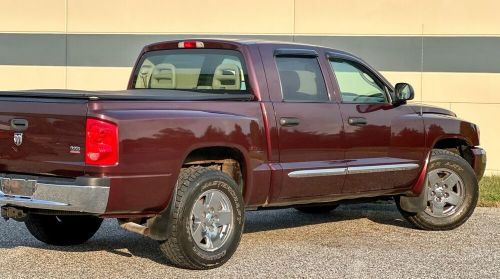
[393,82,414,105]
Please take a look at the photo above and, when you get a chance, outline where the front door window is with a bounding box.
[330,59,388,104]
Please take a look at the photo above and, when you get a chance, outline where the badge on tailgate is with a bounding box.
[0,178,37,196]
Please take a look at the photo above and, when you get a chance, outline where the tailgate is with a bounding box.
[0,97,88,177]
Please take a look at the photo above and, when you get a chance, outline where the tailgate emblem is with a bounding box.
[13,133,23,146]
[70,146,81,154]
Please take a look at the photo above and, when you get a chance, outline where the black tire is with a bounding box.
[25,214,102,246]
[295,204,339,214]
[396,149,479,230]
[159,166,245,270]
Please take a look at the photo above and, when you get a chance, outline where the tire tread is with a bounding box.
[159,166,243,270]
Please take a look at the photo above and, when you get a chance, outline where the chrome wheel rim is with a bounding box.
[190,189,233,252]
[425,168,465,217]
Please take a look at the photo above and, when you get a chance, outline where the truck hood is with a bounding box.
[407,103,457,117]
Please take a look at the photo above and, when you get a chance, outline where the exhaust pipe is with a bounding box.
[118,220,150,236]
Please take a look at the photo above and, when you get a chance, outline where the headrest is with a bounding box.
[212,63,241,90]
[150,63,176,89]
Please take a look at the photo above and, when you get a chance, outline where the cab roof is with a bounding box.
[143,38,355,57]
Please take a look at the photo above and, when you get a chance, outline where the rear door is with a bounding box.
[0,97,88,177]
[327,54,425,193]
[260,45,346,202]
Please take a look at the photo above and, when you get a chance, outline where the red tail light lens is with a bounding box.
[85,118,118,165]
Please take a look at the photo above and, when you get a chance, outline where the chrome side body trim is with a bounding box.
[0,181,109,214]
[347,163,420,174]
[288,163,419,178]
[288,168,347,178]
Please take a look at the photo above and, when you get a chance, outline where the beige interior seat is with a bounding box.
[150,63,176,89]
[212,63,241,90]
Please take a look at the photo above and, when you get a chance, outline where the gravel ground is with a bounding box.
[0,203,499,279]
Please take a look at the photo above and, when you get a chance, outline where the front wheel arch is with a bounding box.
[433,137,475,167]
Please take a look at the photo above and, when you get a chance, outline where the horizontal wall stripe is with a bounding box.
[424,37,500,73]
[65,34,292,68]
[2,34,500,73]
[0,34,66,66]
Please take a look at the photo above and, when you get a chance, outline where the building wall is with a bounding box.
[0,0,499,174]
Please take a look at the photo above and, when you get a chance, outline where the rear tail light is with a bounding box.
[85,118,118,166]
[178,41,204,49]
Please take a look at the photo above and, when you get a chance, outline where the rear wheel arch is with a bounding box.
[143,146,248,242]
[181,146,247,194]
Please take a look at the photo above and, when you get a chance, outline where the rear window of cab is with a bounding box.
[133,49,249,93]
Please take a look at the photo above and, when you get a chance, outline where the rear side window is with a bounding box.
[133,49,248,93]
[276,57,328,102]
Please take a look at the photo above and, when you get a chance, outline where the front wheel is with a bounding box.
[159,167,244,269]
[25,214,102,245]
[396,149,479,230]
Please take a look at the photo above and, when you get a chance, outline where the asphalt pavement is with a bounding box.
[0,203,499,279]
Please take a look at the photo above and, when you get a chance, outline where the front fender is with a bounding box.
[423,114,480,148]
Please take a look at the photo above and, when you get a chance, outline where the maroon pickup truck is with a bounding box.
[0,39,486,269]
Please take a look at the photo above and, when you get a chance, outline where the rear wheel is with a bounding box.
[159,167,244,269]
[295,204,339,214]
[25,214,102,245]
[397,149,478,230]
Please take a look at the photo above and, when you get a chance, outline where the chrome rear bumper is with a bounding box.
[0,176,109,214]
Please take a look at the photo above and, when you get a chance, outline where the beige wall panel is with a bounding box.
[66,67,132,90]
[421,72,500,103]
[0,66,65,90]
[295,0,422,35]
[379,71,422,101]
[422,0,500,35]
[67,0,294,34]
[0,0,66,32]
[485,170,500,176]
[450,103,500,172]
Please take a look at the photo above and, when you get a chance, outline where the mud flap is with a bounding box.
[144,186,178,241]
[399,184,428,213]
[145,209,173,241]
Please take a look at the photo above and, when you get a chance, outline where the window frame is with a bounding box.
[274,49,331,103]
[326,52,394,104]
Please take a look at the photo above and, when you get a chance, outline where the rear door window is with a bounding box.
[275,57,328,102]
[133,49,248,92]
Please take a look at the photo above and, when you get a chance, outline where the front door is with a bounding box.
[327,55,425,193]
[260,45,345,201]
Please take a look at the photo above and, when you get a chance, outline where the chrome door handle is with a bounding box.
[280,117,300,127]
[348,117,367,126]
